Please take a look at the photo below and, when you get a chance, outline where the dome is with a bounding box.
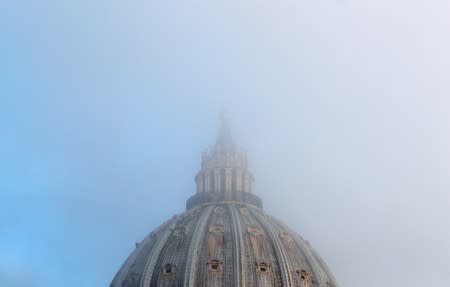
[110,118,339,287]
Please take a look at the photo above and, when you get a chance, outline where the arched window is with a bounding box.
[296,269,312,287]
[247,225,264,235]
[256,262,270,273]
[207,259,223,272]
[162,264,176,275]
[173,226,186,237]
[209,224,225,233]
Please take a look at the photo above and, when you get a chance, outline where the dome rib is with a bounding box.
[111,204,340,287]
[268,216,326,286]
[250,209,294,287]
[229,205,246,286]
[282,219,331,287]
[183,206,214,287]
[310,247,338,287]
[140,218,178,287]
[110,218,175,287]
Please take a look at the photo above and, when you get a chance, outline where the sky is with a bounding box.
[1,0,449,286]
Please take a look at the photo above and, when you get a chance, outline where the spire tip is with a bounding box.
[216,111,232,147]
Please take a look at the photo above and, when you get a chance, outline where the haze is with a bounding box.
[1,0,449,286]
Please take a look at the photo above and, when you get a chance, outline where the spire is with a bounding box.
[193,114,254,196]
[216,111,233,147]
[187,115,261,210]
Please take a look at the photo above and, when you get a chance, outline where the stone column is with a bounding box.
[214,169,221,193]
[225,169,232,192]
[205,172,211,193]
[244,174,250,193]
[195,175,201,193]
[235,170,242,192]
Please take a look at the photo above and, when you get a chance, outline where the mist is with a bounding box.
[1,0,449,286]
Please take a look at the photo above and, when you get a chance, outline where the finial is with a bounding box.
[216,110,233,147]
[220,109,228,126]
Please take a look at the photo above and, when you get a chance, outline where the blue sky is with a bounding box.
[1,1,450,286]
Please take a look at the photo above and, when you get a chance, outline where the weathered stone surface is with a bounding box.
[110,202,338,287]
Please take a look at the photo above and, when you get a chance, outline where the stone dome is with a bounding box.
[110,118,339,287]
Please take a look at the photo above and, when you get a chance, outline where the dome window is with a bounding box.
[256,262,270,273]
[173,226,186,237]
[162,264,176,275]
[207,259,223,272]
[247,225,264,235]
[279,232,295,248]
[209,224,225,233]
[296,269,309,280]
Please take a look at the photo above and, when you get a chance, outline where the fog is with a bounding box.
[1,0,449,286]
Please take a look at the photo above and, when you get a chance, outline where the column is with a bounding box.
[235,170,242,192]
[225,169,232,192]
[214,169,221,193]
[205,172,211,193]
[244,174,250,193]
